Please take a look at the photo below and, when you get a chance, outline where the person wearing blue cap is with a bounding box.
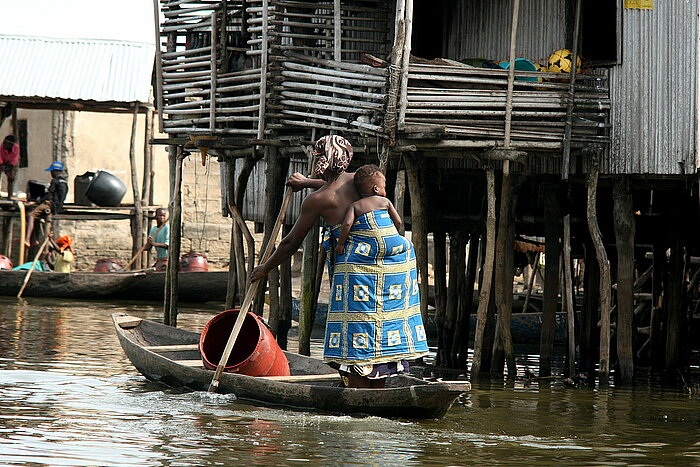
[24,161,69,247]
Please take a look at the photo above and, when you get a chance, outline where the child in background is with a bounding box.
[335,164,402,255]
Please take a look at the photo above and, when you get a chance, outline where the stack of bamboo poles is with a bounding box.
[401,63,610,148]
[269,54,387,136]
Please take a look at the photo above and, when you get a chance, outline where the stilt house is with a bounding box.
[154,0,700,382]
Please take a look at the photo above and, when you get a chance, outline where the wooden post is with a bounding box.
[586,157,612,383]
[394,170,407,236]
[164,144,177,322]
[262,147,287,332]
[333,0,341,61]
[454,232,479,368]
[298,222,320,356]
[128,103,144,269]
[278,225,293,349]
[665,214,687,371]
[433,230,447,366]
[446,231,467,368]
[397,0,414,128]
[540,183,562,377]
[563,214,576,378]
[405,155,429,325]
[257,0,269,140]
[580,240,600,378]
[142,108,153,204]
[165,147,184,327]
[152,0,165,133]
[210,11,218,132]
[613,176,635,383]
[224,158,240,309]
[471,166,497,378]
[651,236,666,369]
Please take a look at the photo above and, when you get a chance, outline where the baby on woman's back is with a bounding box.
[335,164,403,255]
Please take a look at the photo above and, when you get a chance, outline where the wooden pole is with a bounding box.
[580,240,600,378]
[257,0,269,140]
[142,108,153,203]
[394,170,407,235]
[298,221,320,356]
[18,201,26,265]
[455,232,479,368]
[128,103,144,269]
[397,0,414,128]
[563,214,576,378]
[540,183,562,377]
[210,11,218,132]
[471,166,497,378]
[405,154,429,325]
[446,231,467,368]
[613,176,635,382]
[165,148,184,327]
[278,224,293,349]
[586,156,612,384]
[433,230,447,366]
[17,221,50,299]
[152,0,165,133]
[665,212,686,371]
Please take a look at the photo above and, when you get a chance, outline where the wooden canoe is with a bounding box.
[120,270,228,302]
[0,270,146,299]
[112,313,470,419]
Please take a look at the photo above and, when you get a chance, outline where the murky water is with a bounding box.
[1,297,699,466]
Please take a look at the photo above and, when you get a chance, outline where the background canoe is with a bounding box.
[0,270,145,299]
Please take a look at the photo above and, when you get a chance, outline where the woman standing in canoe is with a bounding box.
[250,135,428,388]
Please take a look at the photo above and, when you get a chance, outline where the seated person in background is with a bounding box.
[335,164,403,255]
[49,234,75,273]
[24,161,69,247]
[146,208,169,270]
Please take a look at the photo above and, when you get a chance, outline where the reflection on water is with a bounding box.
[1,296,699,465]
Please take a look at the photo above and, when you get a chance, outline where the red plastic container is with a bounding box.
[180,252,209,272]
[0,255,13,270]
[199,309,290,377]
[94,259,124,272]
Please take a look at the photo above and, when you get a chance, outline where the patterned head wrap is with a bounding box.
[312,135,353,177]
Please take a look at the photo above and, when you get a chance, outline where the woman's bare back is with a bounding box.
[311,172,360,225]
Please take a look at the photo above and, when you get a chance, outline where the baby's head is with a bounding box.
[353,164,386,197]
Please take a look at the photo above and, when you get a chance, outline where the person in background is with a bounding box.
[146,208,169,270]
[0,135,19,199]
[49,234,75,273]
[24,161,69,247]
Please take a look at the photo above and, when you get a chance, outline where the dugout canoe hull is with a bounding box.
[0,270,145,299]
[119,270,228,302]
[112,313,469,419]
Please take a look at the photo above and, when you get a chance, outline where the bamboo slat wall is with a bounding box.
[156,0,392,138]
[400,62,610,149]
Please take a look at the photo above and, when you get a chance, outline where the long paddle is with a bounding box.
[208,187,294,392]
[125,223,166,270]
[18,201,25,265]
[17,230,51,298]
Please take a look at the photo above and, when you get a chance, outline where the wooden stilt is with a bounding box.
[665,214,687,371]
[165,147,184,327]
[471,166,497,378]
[164,144,177,322]
[394,170,406,236]
[262,147,287,327]
[580,240,600,378]
[433,230,447,366]
[298,222,320,356]
[586,157,612,384]
[454,232,479,368]
[128,103,144,269]
[540,183,562,377]
[563,214,576,378]
[492,171,516,376]
[278,224,293,349]
[522,252,540,312]
[405,155,429,325]
[651,236,666,369]
[446,231,467,368]
[613,175,635,382]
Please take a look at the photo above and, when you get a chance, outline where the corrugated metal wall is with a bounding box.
[606,1,697,175]
[443,0,568,64]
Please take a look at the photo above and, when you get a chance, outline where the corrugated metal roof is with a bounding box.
[0,35,155,103]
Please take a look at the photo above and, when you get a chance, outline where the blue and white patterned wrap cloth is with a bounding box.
[321,209,429,365]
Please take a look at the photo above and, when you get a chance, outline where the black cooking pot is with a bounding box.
[85,170,126,207]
